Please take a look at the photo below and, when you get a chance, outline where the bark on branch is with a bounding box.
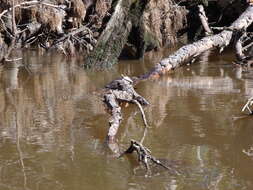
[234,31,253,66]
[235,31,247,61]
[104,75,149,143]
[198,4,212,36]
[141,5,253,79]
[85,0,149,68]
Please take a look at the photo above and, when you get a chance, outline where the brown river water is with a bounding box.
[0,49,253,190]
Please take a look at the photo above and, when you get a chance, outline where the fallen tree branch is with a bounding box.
[104,75,149,143]
[120,140,180,176]
[139,5,253,80]
[198,4,212,36]
[234,31,253,65]
[103,5,253,150]
[211,26,236,31]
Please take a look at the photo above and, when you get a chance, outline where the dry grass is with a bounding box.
[70,0,86,27]
[143,0,187,48]
[36,5,65,34]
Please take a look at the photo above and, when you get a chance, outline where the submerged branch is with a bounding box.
[120,140,181,176]
[104,75,149,143]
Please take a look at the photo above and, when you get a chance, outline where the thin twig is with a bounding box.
[198,4,213,36]
[132,100,149,144]
[211,26,234,31]
[12,0,17,35]
[242,97,253,114]
[5,57,22,62]
[243,41,253,51]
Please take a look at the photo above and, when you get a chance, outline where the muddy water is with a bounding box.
[0,49,253,190]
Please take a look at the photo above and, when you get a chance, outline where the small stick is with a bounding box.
[242,97,253,114]
[242,41,253,51]
[198,5,212,36]
[5,57,22,62]
[235,31,247,61]
[132,99,149,144]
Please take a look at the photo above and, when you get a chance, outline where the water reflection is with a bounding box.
[0,49,253,190]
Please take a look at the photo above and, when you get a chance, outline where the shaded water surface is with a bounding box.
[0,49,253,190]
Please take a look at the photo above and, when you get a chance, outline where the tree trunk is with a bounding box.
[84,0,148,68]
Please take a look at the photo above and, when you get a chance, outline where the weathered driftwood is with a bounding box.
[104,75,149,143]
[198,4,212,36]
[104,5,253,146]
[141,5,253,79]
